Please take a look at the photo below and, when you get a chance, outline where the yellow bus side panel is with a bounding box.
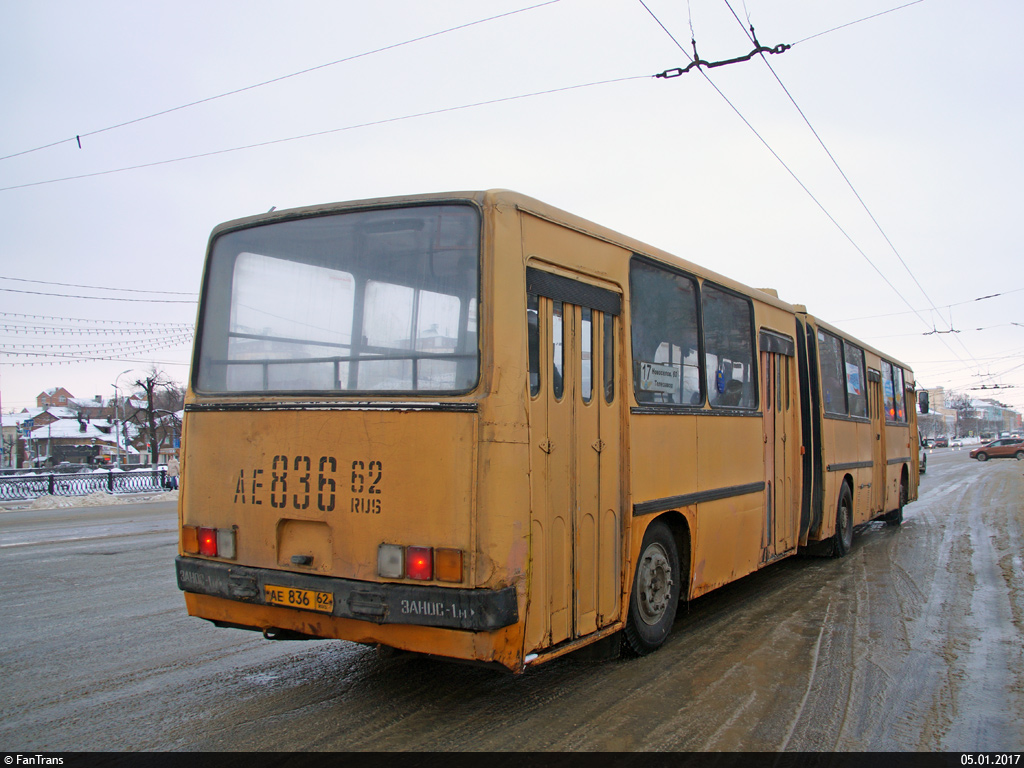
[822,417,876,525]
[696,415,763,497]
[690,495,765,598]
[884,423,913,510]
[629,414,766,599]
[474,439,531,587]
[629,415,698,504]
[521,213,627,280]
[692,416,765,595]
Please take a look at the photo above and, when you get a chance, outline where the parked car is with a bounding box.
[969,438,1024,462]
[934,437,949,448]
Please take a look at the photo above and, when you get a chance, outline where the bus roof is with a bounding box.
[209,189,801,316]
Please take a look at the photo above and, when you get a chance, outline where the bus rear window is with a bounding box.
[196,205,480,394]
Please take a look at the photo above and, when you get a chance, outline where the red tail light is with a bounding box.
[198,527,218,557]
[377,542,465,582]
[405,546,433,580]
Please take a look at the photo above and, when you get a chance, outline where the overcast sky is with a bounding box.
[2,0,1022,413]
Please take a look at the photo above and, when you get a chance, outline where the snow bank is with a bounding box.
[2,490,179,511]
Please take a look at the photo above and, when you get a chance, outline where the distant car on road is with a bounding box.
[969,438,1024,462]
[951,439,963,448]
[919,445,927,475]
[934,437,949,448]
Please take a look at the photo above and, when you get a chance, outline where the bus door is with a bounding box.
[868,368,886,513]
[524,268,622,651]
[759,331,797,559]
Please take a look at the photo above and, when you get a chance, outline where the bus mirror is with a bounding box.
[918,390,930,414]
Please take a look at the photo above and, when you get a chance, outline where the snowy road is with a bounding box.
[1,451,1021,751]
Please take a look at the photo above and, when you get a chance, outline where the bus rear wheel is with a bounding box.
[624,520,680,656]
[832,484,854,557]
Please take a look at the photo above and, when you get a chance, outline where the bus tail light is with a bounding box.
[198,527,218,557]
[182,525,200,554]
[377,544,404,579]
[216,527,237,560]
[434,548,463,583]
[378,543,464,583]
[406,546,433,581]
[182,524,236,560]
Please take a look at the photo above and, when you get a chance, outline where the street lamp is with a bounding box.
[112,369,134,467]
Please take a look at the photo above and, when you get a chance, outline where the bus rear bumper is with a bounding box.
[175,556,518,632]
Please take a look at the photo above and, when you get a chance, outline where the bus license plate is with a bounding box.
[265,585,334,614]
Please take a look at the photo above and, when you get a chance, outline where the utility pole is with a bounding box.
[113,369,133,466]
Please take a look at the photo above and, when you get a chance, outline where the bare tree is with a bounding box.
[948,391,978,438]
[918,412,944,440]
[2,430,18,468]
[128,368,183,464]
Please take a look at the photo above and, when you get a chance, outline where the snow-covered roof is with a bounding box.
[27,421,119,444]
[2,407,81,427]
[2,412,38,428]
[69,397,110,408]
[37,407,78,419]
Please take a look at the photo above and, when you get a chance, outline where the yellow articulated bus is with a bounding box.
[176,190,919,672]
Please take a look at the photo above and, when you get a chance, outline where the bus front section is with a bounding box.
[176,198,522,671]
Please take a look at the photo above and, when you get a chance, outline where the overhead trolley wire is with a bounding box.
[723,0,951,329]
[0,0,563,162]
[640,0,988,385]
[0,2,922,194]
[791,1,926,47]
[720,0,984,377]
[0,286,197,303]
[0,74,650,193]
[637,1,917,314]
[0,276,196,296]
[834,287,1024,323]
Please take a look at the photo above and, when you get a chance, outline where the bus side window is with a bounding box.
[882,359,896,422]
[581,307,593,403]
[703,284,756,408]
[817,330,846,415]
[844,342,867,418]
[553,300,564,400]
[892,365,906,422]
[528,293,540,397]
[629,260,700,405]
[603,312,614,404]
